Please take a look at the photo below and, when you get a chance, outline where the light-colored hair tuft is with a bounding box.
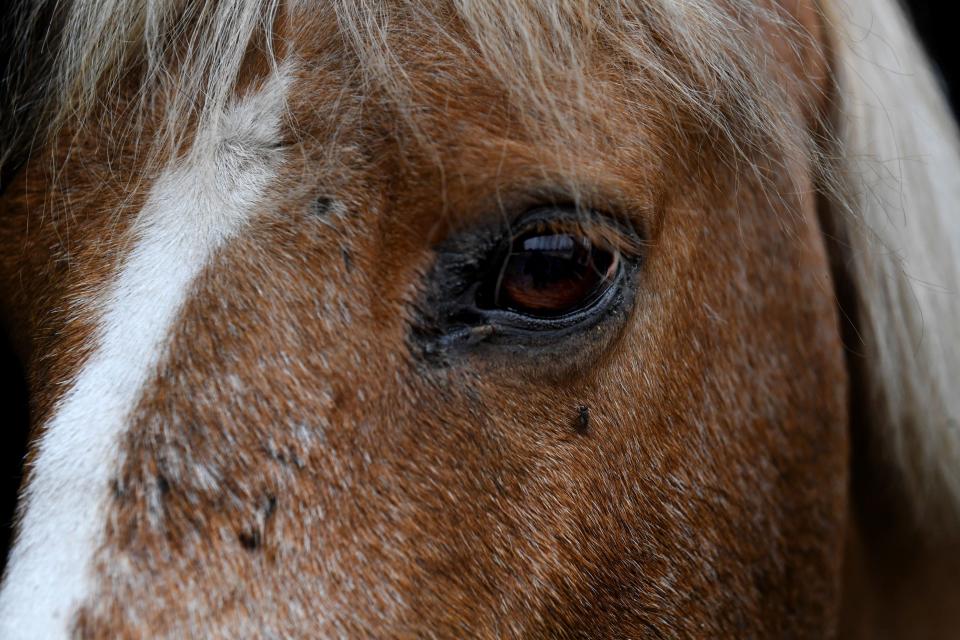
[826,0,960,533]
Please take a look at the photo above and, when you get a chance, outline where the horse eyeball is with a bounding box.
[485,229,619,318]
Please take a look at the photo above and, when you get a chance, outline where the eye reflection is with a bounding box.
[483,228,620,318]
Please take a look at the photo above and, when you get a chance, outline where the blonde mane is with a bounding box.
[2,0,959,536]
[826,0,960,533]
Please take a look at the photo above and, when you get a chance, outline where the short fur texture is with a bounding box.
[0,0,958,637]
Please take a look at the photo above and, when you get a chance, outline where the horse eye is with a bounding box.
[480,227,620,317]
[412,209,639,356]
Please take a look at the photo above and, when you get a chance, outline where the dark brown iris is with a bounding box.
[490,230,619,317]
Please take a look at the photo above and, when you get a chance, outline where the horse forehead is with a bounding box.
[271,3,819,212]
[0,70,293,639]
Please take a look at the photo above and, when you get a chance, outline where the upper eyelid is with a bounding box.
[504,206,646,259]
[435,178,656,243]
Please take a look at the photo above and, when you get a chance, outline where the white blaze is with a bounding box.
[0,71,290,638]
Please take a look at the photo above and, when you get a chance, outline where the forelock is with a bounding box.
[2,0,814,181]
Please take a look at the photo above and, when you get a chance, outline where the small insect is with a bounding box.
[575,404,590,434]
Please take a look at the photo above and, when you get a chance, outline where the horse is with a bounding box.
[0,0,958,636]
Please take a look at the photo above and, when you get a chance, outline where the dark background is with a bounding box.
[0,0,956,572]
[908,1,959,114]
